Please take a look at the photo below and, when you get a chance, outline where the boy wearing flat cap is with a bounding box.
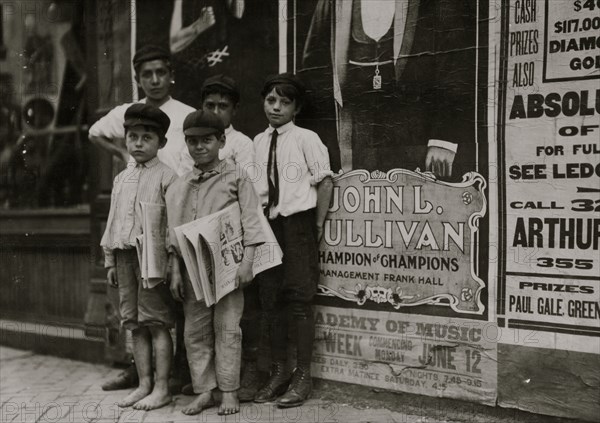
[253,73,334,408]
[93,44,194,394]
[193,73,260,402]
[177,74,255,174]
[166,110,266,416]
[101,104,177,411]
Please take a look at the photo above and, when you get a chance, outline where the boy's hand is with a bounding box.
[235,261,253,289]
[107,267,118,287]
[169,254,185,301]
[170,271,184,302]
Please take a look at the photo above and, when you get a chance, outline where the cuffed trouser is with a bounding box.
[182,276,244,393]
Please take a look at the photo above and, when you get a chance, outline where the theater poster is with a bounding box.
[135,0,279,137]
[293,0,496,404]
[496,0,600,420]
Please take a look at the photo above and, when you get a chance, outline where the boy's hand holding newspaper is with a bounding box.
[235,246,255,289]
[169,254,185,302]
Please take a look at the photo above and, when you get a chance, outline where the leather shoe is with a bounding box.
[238,361,262,402]
[276,367,312,408]
[101,365,138,391]
[254,362,290,403]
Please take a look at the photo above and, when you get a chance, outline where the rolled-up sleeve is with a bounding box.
[303,133,334,185]
[88,104,129,139]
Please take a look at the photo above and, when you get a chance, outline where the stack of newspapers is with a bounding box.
[173,203,283,306]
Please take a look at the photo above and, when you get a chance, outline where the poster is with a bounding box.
[292,0,494,402]
[496,0,600,420]
[498,0,600,341]
[319,169,487,315]
[313,306,497,404]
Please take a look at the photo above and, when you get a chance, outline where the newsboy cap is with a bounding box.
[262,72,306,96]
[123,103,171,137]
[132,45,171,68]
[183,110,225,136]
[202,74,239,94]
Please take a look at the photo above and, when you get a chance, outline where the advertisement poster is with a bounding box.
[318,169,487,315]
[498,0,600,341]
[313,306,497,404]
[291,0,494,402]
[496,0,599,419]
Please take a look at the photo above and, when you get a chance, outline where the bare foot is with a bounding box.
[218,391,239,415]
[181,391,214,415]
[133,386,171,411]
[117,385,152,408]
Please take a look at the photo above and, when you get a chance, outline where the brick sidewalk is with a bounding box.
[0,346,583,423]
[0,346,418,423]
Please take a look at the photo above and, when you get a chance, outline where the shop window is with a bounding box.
[0,0,89,209]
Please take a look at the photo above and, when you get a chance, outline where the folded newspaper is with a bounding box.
[135,202,169,289]
[173,202,283,306]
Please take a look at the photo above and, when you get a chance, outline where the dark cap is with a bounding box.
[132,45,171,68]
[183,110,225,137]
[201,74,239,95]
[262,72,306,96]
[123,103,171,137]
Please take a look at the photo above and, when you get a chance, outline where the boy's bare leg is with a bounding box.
[133,326,173,410]
[117,327,153,407]
[181,391,214,415]
[219,390,240,415]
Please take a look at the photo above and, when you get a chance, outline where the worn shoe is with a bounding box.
[238,361,261,402]
[254,362,290,403]
[101,365,139,391]
[276,367,312,408]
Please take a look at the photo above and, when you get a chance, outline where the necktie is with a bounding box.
[193,167,219,182]
[266,129,279,213]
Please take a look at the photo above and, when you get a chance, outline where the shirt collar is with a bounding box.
[141,96,172,109]
[136,157,160,168]
[267,121,295,135]
[191,160,224,182]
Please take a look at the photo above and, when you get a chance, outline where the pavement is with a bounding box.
[0,346,584,423]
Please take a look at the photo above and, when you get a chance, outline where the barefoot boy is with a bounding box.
[199,74,262,402]
[166,110,266,415]
[101,103,176,410]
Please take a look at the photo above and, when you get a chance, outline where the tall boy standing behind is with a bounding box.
[178,74,254,174]
[101,104,177,410]
[253,73,334,408]
[167,110,266,416]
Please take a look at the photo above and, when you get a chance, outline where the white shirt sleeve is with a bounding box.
[427,139,458,153]
[88,104,129,139]
[302,131,334,185]
[233,135,255,174]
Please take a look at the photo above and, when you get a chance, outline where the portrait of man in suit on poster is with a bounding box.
[301,0,479,180]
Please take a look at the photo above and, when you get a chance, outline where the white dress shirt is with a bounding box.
[253,121,333,219]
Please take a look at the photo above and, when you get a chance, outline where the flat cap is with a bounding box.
[132,45,170,67]
[183,110,225,137]
[262,72,306,96]
[202,74,239,95]
[124,103,170,136]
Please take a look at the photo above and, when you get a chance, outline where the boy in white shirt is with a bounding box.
[253,73,334,408]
